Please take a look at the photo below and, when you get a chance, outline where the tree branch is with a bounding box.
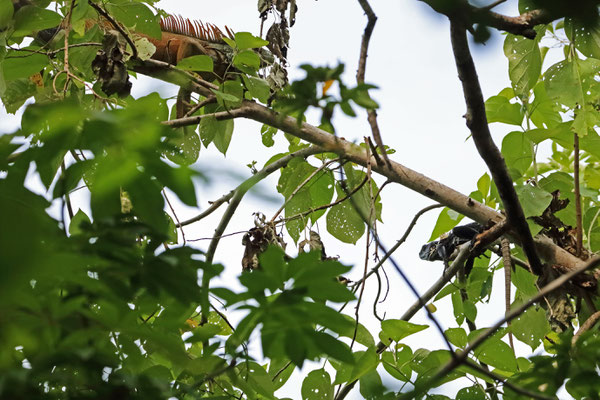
[401,256,600,398]
[449,19,543,275]
[351,203,443,288]
[336,242,471,400]
[136,60,586,275]
[572,310,600,345]
[419,0,555,39]
[355,0,390,167]
[204,146,325,263]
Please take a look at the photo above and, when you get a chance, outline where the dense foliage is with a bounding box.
[2,0,600,399]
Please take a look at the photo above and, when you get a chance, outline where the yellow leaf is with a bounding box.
[426,303,437,313]
[185,318,199,329]
[322,79,335,96]
[29,73,43,87]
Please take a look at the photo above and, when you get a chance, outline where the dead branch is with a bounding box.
[356,0,390,167]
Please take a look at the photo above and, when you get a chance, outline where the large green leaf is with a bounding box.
[504,33,542,96]
[326,184,365,244]
[514,184,552,217]
[529,81,562,129]
[176,55,214,72]
[545,58,600,109]
[565,17,600,59]
[511,305,549,351]
[485,95,523,125]
[473,337,518,372]
[2,49,47,81]
[428,207,464,241]
[380,319,428,343]
[165,127,200,166]
[13,5,62,37]
[106,0,161,38]
[301,369,333,400]
[501,131,533,179]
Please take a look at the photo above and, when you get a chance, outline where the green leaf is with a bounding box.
[485,96,523,125]
[511,305,549,351]
[477,173,491,198]
[0,78,36,114]
[473,337,518,372]
[349,348,378,382]
[68,209,91,236]
[243,75,271,103]
[234,32,269,49]
[268,358,295,390]
[0,0,13,29]
[504,33,542,96]
[463,299,477,323]
[213,119,234,155]
[313,331,354,364]
[351,88,379,109]
[234,50,261,70]
[428,207,464,241]
[165,128,200,166]
[106,1,161,38]
[326,185,365,244]
[337,316,376,348]
[514,184,553,217]
[529,81,562,129]
[380,320,428,343]
[572,108,597,136]
[301,369,333,400]
[565,17,600,59]
[359,369,386,399]
[261,124,277,146]
[445,327,467,348]
[456,385,486,400]
[13,6,62,37]
[2,50,47,81]
[176,55,214,72]
[501,131,533,179]
[545,58,600,109]
[284,190,311,242]
[381,345,413,382]
[199,115,234,155]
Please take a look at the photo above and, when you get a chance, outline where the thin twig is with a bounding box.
[351,203,443,288]
[182,96,217,118]
[401,256,600,399]
[205,146,325,264]
[88,1,138,59]
[572,310,600,345]
[269,158,340,223]
[178,147,324,228]
[574,132,583,257]
[351,140,374,349]
[462,358,554,400]
[500,238,515,354]
[278,174,369,224]
[356,0,390,168]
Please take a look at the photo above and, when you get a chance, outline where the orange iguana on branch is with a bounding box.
[89,11,239,117]
[11,0,274,117]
